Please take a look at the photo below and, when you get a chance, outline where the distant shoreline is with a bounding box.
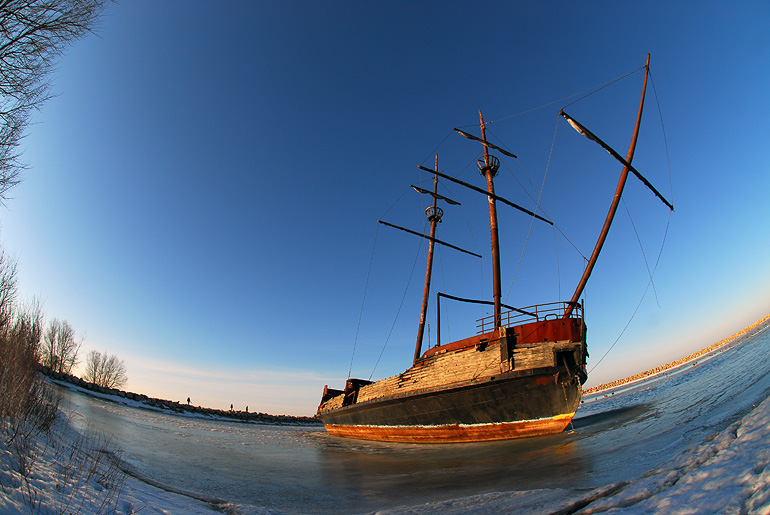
[41,366,320,425]
[42,313,770,421]
[583,313,770,396]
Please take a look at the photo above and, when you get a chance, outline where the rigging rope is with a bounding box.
[488,121,587,262]
[369,228,424,380]
[438,243,450,344]
[623,199,661,307]
[348,224,380,380]
[588,210,672,375]
[492,115,587,304]
[649,70,675,204]
[503,158,547,303]
[353,182,422,379]
[419,131,452,170]
[553,225,561,300]
[381,187,410,220]
[559,65,647,112]
[491,121,555,304]
[485,127,536,196]
[589,67,675,375]
[453,64,647,130]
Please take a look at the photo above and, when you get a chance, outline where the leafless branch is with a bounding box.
[0,0,105,204]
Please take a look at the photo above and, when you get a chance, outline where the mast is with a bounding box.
[380,159,477,362]
[564,53,651,317]
[479,111,503,329]
[414,155,441,363]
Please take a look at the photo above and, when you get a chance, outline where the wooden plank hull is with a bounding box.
[317,367,582,443]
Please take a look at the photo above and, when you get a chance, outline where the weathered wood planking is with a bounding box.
[321,335,582,411]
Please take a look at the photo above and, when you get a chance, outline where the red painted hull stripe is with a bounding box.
[323,412,575,443]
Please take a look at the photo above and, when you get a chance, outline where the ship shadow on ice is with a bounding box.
[311,429,592,509]
[571,403,651,432]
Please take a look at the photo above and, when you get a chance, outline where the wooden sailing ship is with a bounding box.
[316,55,672,443]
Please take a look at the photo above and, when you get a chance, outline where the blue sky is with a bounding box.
[2,1,769,415]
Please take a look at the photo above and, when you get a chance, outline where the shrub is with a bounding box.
[0,292,57,442]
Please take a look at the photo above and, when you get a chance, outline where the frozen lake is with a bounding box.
[58,323,770,514]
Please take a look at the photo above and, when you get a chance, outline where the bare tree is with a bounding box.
[39,317,57,369]
[0,0,105,203]
[83,349,126,389]
[0,244,18,329]
[40,317,80,374]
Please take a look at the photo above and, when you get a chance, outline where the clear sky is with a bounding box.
[2,1,768,416]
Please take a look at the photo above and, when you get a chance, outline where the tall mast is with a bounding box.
[414,155,441,363]
[479,111,503,329]
[380,158,475,362]
[564,53,651,317]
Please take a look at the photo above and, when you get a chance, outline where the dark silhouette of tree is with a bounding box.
[40,318,80,373]
[0,0,105,203]
[83,349,127,389]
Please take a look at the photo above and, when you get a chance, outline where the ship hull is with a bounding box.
[318,367,581,443]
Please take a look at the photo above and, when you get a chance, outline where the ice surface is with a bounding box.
[2,324,770,514]
[377,393,770,514]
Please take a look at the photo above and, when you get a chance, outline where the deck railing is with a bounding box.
[434,292,583,346]
[475,301,583,334]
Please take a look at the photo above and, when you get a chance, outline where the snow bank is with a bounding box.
[0,415,224,515]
